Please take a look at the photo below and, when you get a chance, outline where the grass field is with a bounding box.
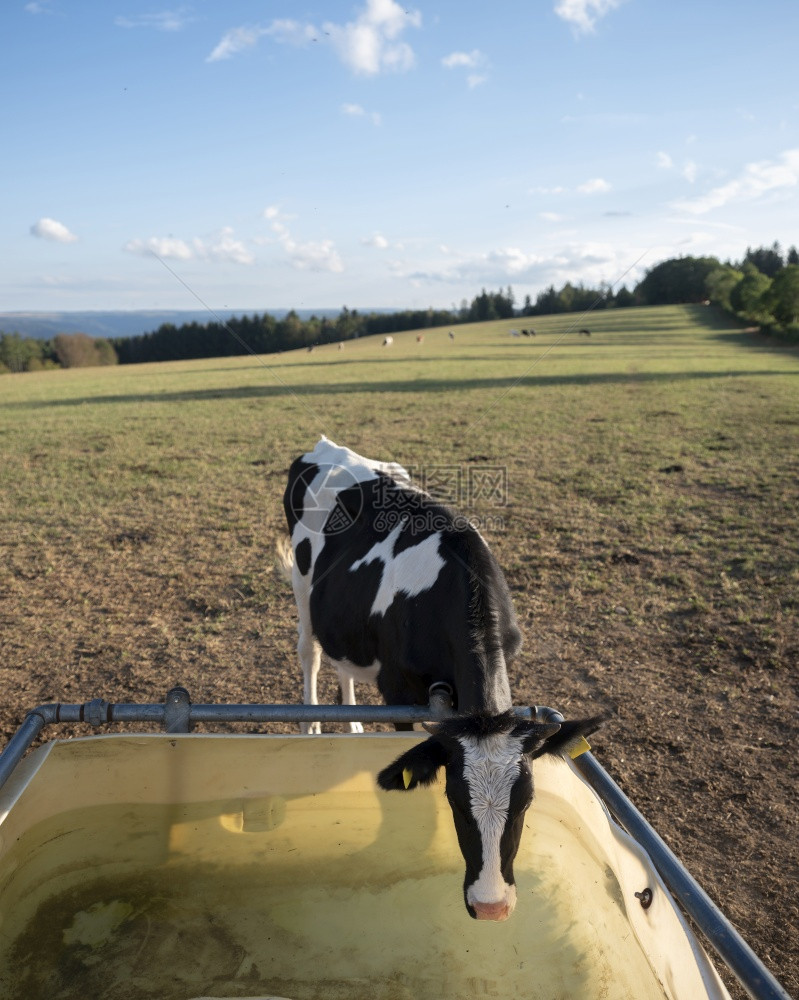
[1,304,798,997]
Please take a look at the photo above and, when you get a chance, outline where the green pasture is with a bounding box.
[2,304,797,544]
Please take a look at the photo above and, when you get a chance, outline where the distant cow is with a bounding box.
[383,336,394,347]
[416,334,425,344]
[510,329,520,337]
[282,437,606,921]
[521,329,536,337]
[579,329,591,337]
[448,331,455,340]
[338,342,344,350]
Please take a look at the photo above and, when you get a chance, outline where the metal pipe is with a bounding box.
[0,712,48,791]
[189,704,450,724]
[573,752,792,1000]
[0,699,537,791]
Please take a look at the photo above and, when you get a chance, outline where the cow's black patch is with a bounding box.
[295,537,312,576]
[435,710,520,741]
[282,459,319,534]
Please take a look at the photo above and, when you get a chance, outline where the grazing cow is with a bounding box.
[338,342,344,350]
[383,336,394,347]
[448,331,455,340]
[579,328,591,337]
[282,437,606,921]
[416,334,425,344]
[510,329,520,337]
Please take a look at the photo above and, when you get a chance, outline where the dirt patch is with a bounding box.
[1,501,796,1000]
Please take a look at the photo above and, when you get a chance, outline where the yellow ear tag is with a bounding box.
[568,735,592,760]
[402,768,413,789]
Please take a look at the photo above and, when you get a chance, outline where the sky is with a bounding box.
[3,0,798,314]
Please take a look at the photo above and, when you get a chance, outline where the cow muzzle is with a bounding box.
[471,900,512,921]
[467,881,517,921]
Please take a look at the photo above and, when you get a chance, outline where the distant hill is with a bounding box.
[0,309,347,341]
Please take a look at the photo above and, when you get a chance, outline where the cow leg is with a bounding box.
[336,667,364,734]
[297,621,322,735]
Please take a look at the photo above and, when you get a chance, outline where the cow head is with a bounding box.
[377,710,607,921]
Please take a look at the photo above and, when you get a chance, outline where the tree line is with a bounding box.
[0,332,117,374]
[3,242,797,374]
[636,242,799,335]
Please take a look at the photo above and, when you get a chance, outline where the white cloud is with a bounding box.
[285,238,344,272]
[265,208,344,273]
[207,26,267,62]
[341,103,382,125]
[554,0,626,34]
[540,211,564,222]
[442,49,488,87]
[323,0,421,75]
[577,177,611,194]
[115,8,193,31]
[399,239,644,293]
[123,228,254,264]
[682,160,698,183]
[264,19,318,45]
[408,246,546,284]
[362,232,390,249]
[657,151,698,183]
[442,49,484,69]
[205,227,254,265]
[207,20,317,62]
[673,148,799,215]
[124,236,193,259]
[208,3,419,74]
[30,218,78,243]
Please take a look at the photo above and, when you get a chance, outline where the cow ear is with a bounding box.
[523,714,610,760]
[377,737,448,792]
[515,721,562,756]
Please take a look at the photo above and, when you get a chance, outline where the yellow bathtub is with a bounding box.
[0,733,729,1000]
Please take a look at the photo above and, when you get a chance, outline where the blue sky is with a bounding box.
[3,0,798,313]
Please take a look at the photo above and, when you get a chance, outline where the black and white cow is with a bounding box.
[282,437,606,920]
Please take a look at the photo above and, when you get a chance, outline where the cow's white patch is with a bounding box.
[350,524,445,616]
[458,732,525,906]
[330,656,381,688]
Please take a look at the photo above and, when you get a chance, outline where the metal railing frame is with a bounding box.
[0,686,791,1000]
